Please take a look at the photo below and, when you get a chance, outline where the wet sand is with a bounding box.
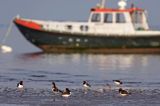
[0,87,160,106]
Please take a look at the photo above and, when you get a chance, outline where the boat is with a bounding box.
[13,0,160,53]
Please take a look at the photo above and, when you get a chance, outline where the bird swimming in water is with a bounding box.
[17,81,24,89]
[119,88,131,96]
[17,81,24,93]
[83,81,91,89]
[52,82,62,93]
[61,88,71,97]
[113,80,123,85]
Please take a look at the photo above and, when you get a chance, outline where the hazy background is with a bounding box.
[0,0,160,53]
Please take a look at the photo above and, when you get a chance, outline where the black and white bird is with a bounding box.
[113,80,123,85]
[119,88,131,96]
[83,81,91,89]
[61,88,71,97]
[17,81,24,90]
[52,82,62,93]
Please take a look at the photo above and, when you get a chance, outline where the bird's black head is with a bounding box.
[119,88,123,92]
[120,81,123,84]
[83,81,86,84]
[20,81,23,85]
[66,88,71,93]
[52,82,55,85]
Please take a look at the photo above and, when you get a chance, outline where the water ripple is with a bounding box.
[30,75,47,78]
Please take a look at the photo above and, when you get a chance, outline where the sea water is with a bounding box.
[0,53,160,106]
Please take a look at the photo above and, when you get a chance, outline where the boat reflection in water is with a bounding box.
[21,52,150,72]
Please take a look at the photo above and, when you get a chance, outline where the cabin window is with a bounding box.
[130,11,143,24]
[116,13,126,23]
[104,13,112,23]
[80,25,89,31]
[91,13,101,22]
[66,25,72,30]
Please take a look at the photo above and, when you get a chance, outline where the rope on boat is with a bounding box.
[0,20,13,53]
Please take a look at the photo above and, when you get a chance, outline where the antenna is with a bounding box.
[100,0,106,8]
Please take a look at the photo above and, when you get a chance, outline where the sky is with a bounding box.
[0,0,160,53]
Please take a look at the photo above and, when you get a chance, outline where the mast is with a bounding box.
[100,0,106,8]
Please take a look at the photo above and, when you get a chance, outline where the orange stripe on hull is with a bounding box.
[14,18,42,30]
